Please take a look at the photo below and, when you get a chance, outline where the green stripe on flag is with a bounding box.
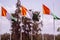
[51,13,60,20]
[11,15,17,21]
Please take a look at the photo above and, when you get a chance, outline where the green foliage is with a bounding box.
[32,12,40,21]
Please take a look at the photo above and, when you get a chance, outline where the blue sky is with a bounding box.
[0,0,60,34]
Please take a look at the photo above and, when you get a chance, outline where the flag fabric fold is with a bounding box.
[1,6,7,16]
[21,5,27,16]
[43,4,50,15]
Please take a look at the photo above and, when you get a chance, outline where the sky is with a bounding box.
[0,0,60,35]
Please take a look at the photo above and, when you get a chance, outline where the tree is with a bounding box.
[1,33,10,40]
[11,0,42,40]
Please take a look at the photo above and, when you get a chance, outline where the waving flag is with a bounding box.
[43,4,50,15]
[42,4,60,20]
[1,6,11,20]
[1,6,7,16]
[21,5,27,16]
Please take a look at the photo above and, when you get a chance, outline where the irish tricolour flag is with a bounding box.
[0,6,11,20]
[42,4,60,20]
[0,6,16,21]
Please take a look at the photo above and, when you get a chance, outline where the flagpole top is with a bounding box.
[16,0,21,8]
[17,0,20,2]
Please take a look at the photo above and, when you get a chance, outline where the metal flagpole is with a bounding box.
[20,25,22,40]
[53,18,55,40]
[52,0,55,40]
[31,27,33,40]
[41,13,44,40]
[0,35,1,40]
[10,33,11,40]
[41,0,44,40]
[19,6,22,40]
[42,34,44,40]
[41,21,44,40]
[0,16,2,40]
[19,15,22,40]
[16,0,22,40]
[30,10,33,40]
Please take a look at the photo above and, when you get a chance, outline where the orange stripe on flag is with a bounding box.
[43,4,50,15]
[1,7,7,16]
[21,6,27,16]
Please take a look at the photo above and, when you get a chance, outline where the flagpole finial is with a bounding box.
[15,0,21,14]
[16,0,21,8]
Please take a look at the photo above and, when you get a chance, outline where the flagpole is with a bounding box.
[41,11,44,40]
[20,15,22,40]
[31,27,33,40]
[16,0,22,40]
[19,17,22,40]
[0,16,2,40]
[20,25,22,40]
[53,18,55,40]
[10,32,11,40]
[0,35,1,40]
[52,0,55,40]
[42,0,44,39]
[30,10,33,40]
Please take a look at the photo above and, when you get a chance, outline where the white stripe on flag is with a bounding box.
[0,6,1,16]
[25,10,33,19]
[6,13,11,20]
[26,12,31,19]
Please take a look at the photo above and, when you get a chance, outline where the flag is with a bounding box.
[43,4,50,15]
[21,5,27,16]
[6,13,11,20]
[27,10,33,19]
[42,4,60,20]
[20,6,32,19]
[1,6,11,20]
[11,14,17,21]
[1,6,7,16]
